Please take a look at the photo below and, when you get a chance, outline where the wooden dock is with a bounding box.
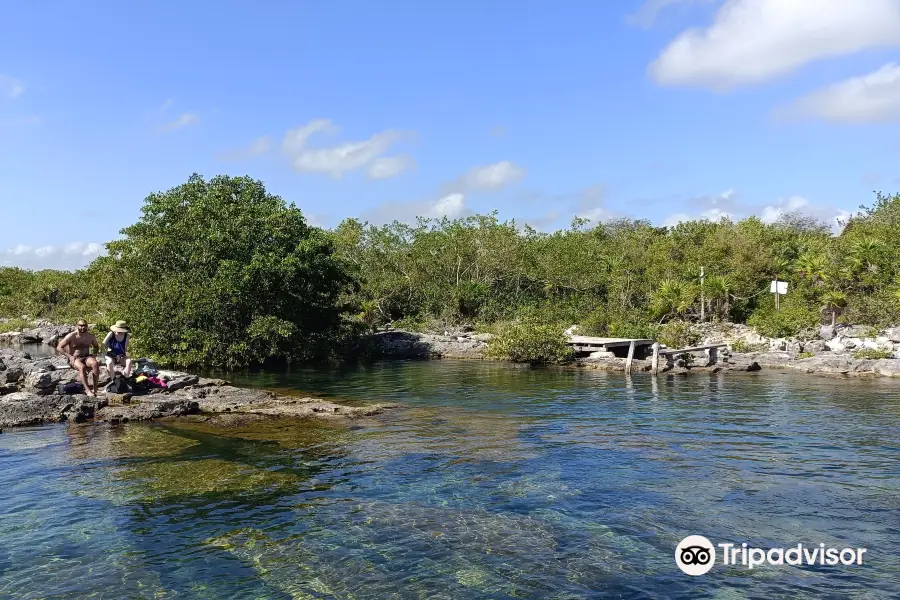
[566,336,655,353]
[566,335,729,374]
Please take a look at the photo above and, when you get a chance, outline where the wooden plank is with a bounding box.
[660,343,728,356]
[567,336,654,345]
[600,340,655,348]
[625,340,635,374]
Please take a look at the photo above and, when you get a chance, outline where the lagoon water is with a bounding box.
[1,359,898,599]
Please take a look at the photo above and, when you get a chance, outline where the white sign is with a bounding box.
[770,281,788,295]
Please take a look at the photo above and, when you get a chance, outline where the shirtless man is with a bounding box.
[57,319,101,396]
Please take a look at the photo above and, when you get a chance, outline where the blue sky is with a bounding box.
[3,0,900,270]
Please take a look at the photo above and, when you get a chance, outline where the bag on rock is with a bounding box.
[57,381,85,395]
[106,374,132,394]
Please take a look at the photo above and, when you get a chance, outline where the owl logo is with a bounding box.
[675,535,716,575]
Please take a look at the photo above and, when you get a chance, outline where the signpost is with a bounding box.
[770,279,788,310]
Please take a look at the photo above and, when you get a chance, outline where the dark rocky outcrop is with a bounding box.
[0,348,398,429]
[371,330,491,359]
[0,323,74,346]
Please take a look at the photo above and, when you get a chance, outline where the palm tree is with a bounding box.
[704,274,731,320]
[795,252,828,285]
[821,290,847,327]
[651,279,697,323]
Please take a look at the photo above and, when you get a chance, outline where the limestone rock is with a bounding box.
[23,369,78,396]
[883,328,900,343]
[803,340,828,354]
[106,393,133,405]
[819,325,836,341]
[0,392,92,427]
[157,372,200,392]
[825,339,846,353]
[3,367,24,384]
[839,325,872,338]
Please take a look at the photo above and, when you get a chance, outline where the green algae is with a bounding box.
[112,458,301,503]
[159,414,352,450]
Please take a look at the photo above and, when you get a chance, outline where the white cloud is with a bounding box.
[281,119,406,179]
[460,161,525,191]
[159,98,174,112]
[649,0,900,90]
[576,206,616,223]
[690,188,738,211]
[785,63,900,123]
[663,191,848,232]
[159,112,200,133]
[759,195,849,231]
[431,193,466,218]
[218,136,272,161]
[521,211,561,232]
[628,0,716,29]
[1,242,105,271]
[663,213,693,227]
[367,155,415,179]
[0,74,24,98]
[662,207,732,226]
[359,193,471,225]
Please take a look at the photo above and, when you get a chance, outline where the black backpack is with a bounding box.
[57,381,85,395]
[106,374,132,394]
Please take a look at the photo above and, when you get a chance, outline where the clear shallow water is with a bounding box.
[2,360,899,599]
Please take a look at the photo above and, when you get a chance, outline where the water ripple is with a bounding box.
[1,361,899,598]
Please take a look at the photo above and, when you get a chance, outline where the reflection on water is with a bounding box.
[2,360,899,598]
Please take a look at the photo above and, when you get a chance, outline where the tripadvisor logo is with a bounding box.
[675,535,867,576]
[675,535,716,576]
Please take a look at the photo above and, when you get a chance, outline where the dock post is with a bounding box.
[706,347,718,367]
[625,340,636,374]
[651,342,660,374]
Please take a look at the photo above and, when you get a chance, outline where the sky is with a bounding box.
[3,0,900,271]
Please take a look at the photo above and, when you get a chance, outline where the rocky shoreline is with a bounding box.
[0,347,397,430]
[5,319,900,430]
[370,323,900,378]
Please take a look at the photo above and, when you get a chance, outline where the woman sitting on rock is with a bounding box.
[103,320,133,378]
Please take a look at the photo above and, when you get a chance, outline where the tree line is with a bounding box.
[2,173,899,367]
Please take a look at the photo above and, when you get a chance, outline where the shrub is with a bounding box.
[730,339,768,353]
[0,317,32,334]
[658,320,700,349]
[484,319,574,364]
[731,340,749,353]
[747,297,820,339]
[843,291,900,329]
[797,351,814,359]
[852,348,892,360]
[96,174,357,368]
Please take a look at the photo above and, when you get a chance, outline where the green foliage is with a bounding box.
[731,340,750,353]
[658,320,700,349]
[747,295,820,339]
[7,188,900,366]
[798,351,814,359]
[0,317,31,334]
[730,339,769,353]
[0,267,98,323]
[841,290,900,329]
[852,348,892,360]
[483,318,575,364]
[95,174,357,368]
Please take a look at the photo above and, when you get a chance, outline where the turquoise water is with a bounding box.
[2,359,899,599]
